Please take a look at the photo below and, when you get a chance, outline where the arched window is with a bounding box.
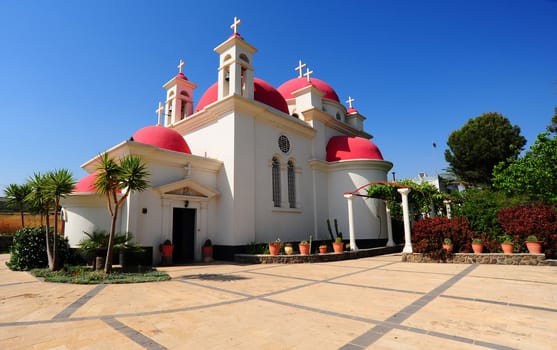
[272,157,281,207]
[287,160,296,208]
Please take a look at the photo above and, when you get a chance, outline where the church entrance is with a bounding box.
[172,208,196,263]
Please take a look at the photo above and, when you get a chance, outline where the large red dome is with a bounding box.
[195,78,289,114]
[132,125,191,154]
[326,136,384,162]
[277,77,340,103]
[74,172,97,193]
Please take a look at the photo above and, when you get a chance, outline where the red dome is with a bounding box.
[132,125,191,154]
[326,136,384,162]
[277,77,340,103]
[195,78,289,114]
[347,107,358,115]
[74,172,97,193]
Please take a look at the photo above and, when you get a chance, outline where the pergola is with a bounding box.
[343,182,413,253]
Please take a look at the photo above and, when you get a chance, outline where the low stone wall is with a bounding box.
[235,245,402,264]
[402,252,557,266]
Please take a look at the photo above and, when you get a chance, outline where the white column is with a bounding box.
[344,194,358,251]
[398,188,412,253]
[444,199,452,219]
[384,200,395,247]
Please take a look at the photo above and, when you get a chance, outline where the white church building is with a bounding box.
[61,18,394,263]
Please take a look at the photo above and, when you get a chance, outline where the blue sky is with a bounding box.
[1,0,556,192]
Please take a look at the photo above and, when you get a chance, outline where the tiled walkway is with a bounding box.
[0,253,556,349]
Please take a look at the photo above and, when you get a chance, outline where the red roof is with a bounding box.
[277,77,340,102]
[132,125,191,154]
[195,78,289,114]
[326,136,384,162]
[74,172,97,193]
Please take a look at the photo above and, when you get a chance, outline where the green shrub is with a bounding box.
[7,227,70,271]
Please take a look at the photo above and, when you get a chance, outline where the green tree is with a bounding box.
[3,183,31,227]
[547,107,557,133]
[26,170,75,271]
[444,112,526,187]
[95,153,149,273]
[493,132,557,203]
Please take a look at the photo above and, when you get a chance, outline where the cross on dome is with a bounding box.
[156,101,164,126]
[295,60,307,78]
[303,67,313,82]
[177,59,185,74]
[346,96,355,108]
[230,16,241,34]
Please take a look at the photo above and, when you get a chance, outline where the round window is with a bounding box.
[278,135,290,153]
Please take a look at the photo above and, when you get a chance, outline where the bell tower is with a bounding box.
[214,17,257,101]
[163,59,197,126]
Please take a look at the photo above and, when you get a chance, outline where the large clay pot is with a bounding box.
[202,245,213,262]
[472,243,483,254]
[526,241,542,254]
[501,243,514,254]
[332,241,344,253]
[269,243,280,256]
[161,244,174,257]
[298,243,310,255]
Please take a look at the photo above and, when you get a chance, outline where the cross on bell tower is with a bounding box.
[215,16,257,100]
[162,58,197,126]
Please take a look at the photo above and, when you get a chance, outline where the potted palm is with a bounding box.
[525,235,543,254]
[472,238,483,254]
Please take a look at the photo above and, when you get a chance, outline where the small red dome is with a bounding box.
[326,136,384,162]
[277,77,340,103]
[347,107,358,115]
[74,173,97,193]
[132,125,191,154]
[176,72,188,80]
[195,78,289,114]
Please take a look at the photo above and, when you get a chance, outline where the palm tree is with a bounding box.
[95,153,149,273]
[26,173,54,269]
[4,183,31,227]
[25,170,74,271]
[44,169,75,270]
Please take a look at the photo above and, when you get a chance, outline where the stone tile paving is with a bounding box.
[0,253,556,349]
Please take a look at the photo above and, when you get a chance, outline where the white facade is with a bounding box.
[62,21,393,264]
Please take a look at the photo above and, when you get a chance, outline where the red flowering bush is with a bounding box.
[413,216,483,259]
[497,204,557,257]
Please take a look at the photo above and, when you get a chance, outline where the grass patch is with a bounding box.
[31,265,171,284]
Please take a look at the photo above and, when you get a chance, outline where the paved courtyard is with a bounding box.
[0,253,556,349]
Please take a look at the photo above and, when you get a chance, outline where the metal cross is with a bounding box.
[177,59,185,74]
[303,67,313,82]
[295,59,306,78]
[156,101,164,126]
[346,96,355,108]
[230,16,241,34]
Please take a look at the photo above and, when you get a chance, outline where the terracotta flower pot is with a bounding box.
[501,243,514,254]
[442,243,453,253]
[472,243,483,254]
[298,243,310,255]
[332,241,344,253]
[526,241,542,254]
[319,246,327,254]
[269,243,280,256]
